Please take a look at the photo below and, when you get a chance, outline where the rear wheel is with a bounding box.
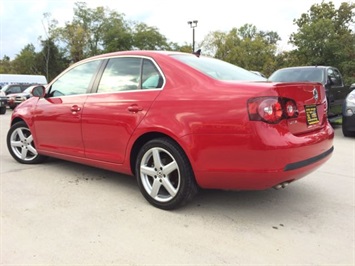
[135,138,198,210]
[0,106,6,114]
[7,121,47,164]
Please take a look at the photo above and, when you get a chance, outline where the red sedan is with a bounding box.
[7,51,334,209]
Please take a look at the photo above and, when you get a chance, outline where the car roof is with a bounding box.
[89,50,187,60]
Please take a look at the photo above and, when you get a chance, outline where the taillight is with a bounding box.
[247,97,298,124]
[285,100,297,117]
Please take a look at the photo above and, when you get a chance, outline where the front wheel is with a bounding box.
[7,121,47,164]
[135,138,198,210]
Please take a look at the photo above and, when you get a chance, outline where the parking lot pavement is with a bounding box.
[1,110,354,265]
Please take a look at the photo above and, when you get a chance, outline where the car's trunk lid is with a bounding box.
[273,82,327,135]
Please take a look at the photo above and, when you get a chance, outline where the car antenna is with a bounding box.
[193,49,201,57]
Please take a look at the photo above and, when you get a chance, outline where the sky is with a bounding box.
[0,0,351,60]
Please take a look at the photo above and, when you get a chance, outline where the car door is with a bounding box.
[33,59,103,157]
[82,57,164,164]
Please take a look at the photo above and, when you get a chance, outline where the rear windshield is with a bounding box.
[171,54,266,81]
[269,68,324,83]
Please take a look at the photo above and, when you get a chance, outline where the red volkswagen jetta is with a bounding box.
[7,51,334,209]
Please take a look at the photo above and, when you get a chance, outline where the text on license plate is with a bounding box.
[305,105,319,125]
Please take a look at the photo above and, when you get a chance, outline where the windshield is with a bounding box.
[171,54,266,81]
[23,86,34,93]
[0,85,10,92]
[269,68,324,83]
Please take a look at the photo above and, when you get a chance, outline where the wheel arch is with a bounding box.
[129,132,193,177]
[11,116,26,126]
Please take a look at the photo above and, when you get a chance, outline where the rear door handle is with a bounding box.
[71,105,81,114]
[128,104,143,113]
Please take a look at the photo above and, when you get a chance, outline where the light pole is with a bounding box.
[187,20,198,52]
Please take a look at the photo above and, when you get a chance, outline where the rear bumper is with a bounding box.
[184,121,334,190]
[284,146,333,171]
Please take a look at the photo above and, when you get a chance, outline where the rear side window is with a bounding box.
[142,59,163,89]
[97,57,163,93]
[97,57,141,93]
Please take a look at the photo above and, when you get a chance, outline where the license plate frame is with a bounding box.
[305,105,319,125]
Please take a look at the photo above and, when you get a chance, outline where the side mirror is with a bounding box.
[32,86,46,97]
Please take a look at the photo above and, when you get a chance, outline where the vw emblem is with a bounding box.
[313,88,319,101]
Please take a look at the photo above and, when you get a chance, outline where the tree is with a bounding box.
[53,2,106,62]
[37,39,69,82]
[200,24,280,76]
[12,44,40,74]
[39,12,61,81]
[132,22,170,50]
[52,2,173,61]
[0,56,14,73]
[56,21,89,62]
[289,1,355,83]
[101,11,133,53]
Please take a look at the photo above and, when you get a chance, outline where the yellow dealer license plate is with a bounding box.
[305,105,319,125]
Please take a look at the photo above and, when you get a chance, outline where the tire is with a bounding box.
[7,121,47,164]
[0,106,6,114]
[135,138,198,210]
[342,119,355,137]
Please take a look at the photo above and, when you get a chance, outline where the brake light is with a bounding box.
[248,97,298,124]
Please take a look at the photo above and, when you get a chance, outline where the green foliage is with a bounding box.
[132,22,170,50]
[0,1,354,84]
[38,39,69,82]
[201,24,280,76]
[101,11,132,53]
[0,56,14,73]
[11,44,40,74]
[289,1,355,84]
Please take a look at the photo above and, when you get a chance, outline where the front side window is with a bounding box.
[49,60,101,97]
[328,68,342,86]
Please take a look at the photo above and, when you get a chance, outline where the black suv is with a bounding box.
[268,66,350,119]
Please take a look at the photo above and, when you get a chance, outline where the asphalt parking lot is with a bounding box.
[1,110,354,265]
